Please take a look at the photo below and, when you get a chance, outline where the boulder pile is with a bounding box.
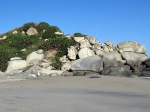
[0,34,150,78]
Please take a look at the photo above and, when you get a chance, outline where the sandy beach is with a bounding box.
[0,75,150,112]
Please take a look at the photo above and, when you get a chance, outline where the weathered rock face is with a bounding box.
[26,50,44,65]
[6,59,28,74]
[26,27,38,36]
[117,42,146,54]
[67,46,77,60]
[110,51,126,64]
[102,66,132,77]
[11,72,37,78]
[78,47,95,59]
[95,49,106,56]
[23,65,41,75]
[0,71,9,78]
[105,41,113,47]
[59,55,70,63]
[61,63,71,71]
[102,54,118,69]
[74,37,85,42]
[86,36,98,45]
[121,52,148,70]
[79,38,92,48]
[142,57,150,67]
[70,55,103,73]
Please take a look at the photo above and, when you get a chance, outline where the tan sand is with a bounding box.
[0,75,150,112]
[0,75,150,94]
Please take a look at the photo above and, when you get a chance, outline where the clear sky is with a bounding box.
[0,0,150,55]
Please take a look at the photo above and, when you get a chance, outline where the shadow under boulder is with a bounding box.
[102,66,132,77]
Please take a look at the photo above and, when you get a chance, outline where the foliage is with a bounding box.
[21,22,36,32]
[36,22,50,33]
[6,34,38,50]
[42,26,61,39]
[39,35,77,69]
[0,48,22,72]
[73,32,85,37]
[0,21,85,71]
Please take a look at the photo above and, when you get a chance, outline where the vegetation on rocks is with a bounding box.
[74,32,85,37]
[0,22,76,71]
[39,35,77,69]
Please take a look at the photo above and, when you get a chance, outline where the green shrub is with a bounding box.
[42,26,61,39]
[39,35,77,69]
[0,48,21,72]
[21,22,36,32]
[36,22,50,33]
[73,32,85,37]
[7,34,37,50]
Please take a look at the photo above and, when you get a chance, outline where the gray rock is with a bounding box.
[49,72,60,77]
[110,51,126,64]
[0,72,9,78]
[102,66,132,77]
[121,52,148,70]
[61,71,74,76]
[26,51,44,65]
[70,55,103,73]
[86,36,97,45]
[23,65,42,77]
[102,54,118,69]
[11,72,37,78]
[79,38,92,48]
[78,47,95,59]
[142,57,150,67]
[117,41,146,54]
[6,59,28,74]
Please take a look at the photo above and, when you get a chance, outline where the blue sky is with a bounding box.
[0,0,150,55]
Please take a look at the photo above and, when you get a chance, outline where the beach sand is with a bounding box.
[0,75,150,112]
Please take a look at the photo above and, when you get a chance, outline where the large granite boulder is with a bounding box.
[78,47,95,59]
[74,37,85,42]
[67,46,77,60]
[105,41,114,47]
[26,27,38,36]
[117,42,146,54]
[23,65,42,76]
[102,54,118,69]
[70,55,103,73]
[142,57,150,67]
[102,66,132,77]
[95,49,106,56]
[26,50,44,65]
[86,36,98,45]
[121,52,148,71]
[110,51,126,64]
[79,38,92,48]
[5,58,28,74]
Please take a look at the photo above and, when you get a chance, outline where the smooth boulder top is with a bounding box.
[70,55,103,73]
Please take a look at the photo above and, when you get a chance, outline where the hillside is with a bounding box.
[0,22,150,77]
